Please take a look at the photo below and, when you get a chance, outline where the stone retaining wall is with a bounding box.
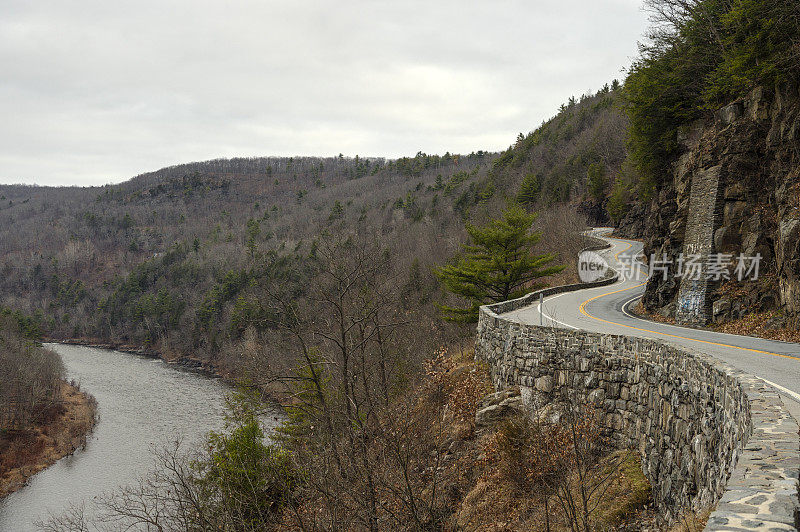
[477,289,800,529]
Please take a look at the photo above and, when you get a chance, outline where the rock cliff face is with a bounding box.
[633,83,800,325]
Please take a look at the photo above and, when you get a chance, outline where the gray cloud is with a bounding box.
[0,0,649,185]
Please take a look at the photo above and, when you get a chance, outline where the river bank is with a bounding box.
[0,381,97,498]
[50,337,214,373]
[49,337,293,405]
[0,343,240,530]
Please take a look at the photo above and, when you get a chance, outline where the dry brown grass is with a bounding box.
[593,451,655,530]
[454,448,656,531]
[423,343,494,433]
[401,345,656,531]
[636,295,800,344]
[0,381,97,498]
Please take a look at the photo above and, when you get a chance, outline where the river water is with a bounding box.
[0,343,276,531]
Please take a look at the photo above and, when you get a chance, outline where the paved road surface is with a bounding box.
[505,229,800,413]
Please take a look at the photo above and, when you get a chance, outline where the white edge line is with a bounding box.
[509,230,800,401]
[611,284,800,404]
[761,378,800,404]
[602,233,800,347]
[550,279,800,404]
[621,294,647,321]
[535,292,579,330]
[593,231,800,403]
[620,293,800,348]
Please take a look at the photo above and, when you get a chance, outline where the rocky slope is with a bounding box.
[633,83,800,325]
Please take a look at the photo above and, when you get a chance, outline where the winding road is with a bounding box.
[505,228,800,415]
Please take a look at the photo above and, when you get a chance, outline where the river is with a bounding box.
[0,343,279,531]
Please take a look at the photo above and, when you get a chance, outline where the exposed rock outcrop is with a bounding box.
[474,387,523,430]
[632,84,800,323]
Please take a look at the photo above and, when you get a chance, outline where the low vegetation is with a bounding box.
[1,84,651,530]
[0,314,97,498]
[0,314,64,431]
[0,79,624,381]
[13,2,799,527]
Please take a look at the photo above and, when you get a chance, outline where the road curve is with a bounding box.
[505,229,800,404]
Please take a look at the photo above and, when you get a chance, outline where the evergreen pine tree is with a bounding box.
[435,205,564,322]
[516,174,541,208]
[587,162,607,202]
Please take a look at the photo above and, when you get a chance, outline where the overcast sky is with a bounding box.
[0,0,649,186]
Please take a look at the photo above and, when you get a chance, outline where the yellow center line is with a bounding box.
[579,237,800,363]
[613,241,632,261]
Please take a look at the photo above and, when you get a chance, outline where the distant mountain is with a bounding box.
[0,87,627,378]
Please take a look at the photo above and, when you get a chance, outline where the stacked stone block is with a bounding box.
[675,165,725,325]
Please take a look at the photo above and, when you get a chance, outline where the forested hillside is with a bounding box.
[490,85,631,225]
[0,86,625,381]
[0,153,483,368]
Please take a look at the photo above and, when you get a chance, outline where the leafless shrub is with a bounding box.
[534,205,589,282]
[487,401,627,532]
[0,317,64,431]
[36,501,90,532]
